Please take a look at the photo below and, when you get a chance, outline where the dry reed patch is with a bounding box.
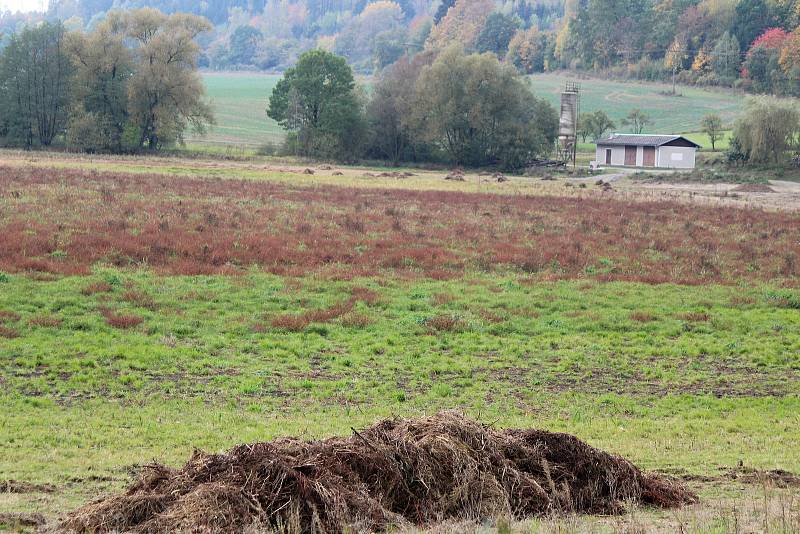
[60,411,696,534]
[0,480,56,493]
[510,308,541,319]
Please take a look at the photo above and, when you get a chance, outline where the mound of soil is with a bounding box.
[60,412,696,533]
[732,183,775,193]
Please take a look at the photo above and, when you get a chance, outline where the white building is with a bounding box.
[595,134,701,170]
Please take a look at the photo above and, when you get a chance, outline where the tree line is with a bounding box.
[29,0,800,97]
[0,9,213,151]
[267,46,558,168]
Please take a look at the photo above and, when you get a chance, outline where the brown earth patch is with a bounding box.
[0,479,56,493]
[0,512,47,527]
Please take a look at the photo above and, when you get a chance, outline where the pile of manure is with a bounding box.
[60,411,696,533]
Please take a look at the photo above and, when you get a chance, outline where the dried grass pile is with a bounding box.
[60,411,696,533]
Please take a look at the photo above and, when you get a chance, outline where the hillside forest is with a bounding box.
[1,0,799,96]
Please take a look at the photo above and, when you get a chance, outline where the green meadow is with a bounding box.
[192,72,743,149]
[2,270,799,514]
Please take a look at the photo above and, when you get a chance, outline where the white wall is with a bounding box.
[598,145,697,169]
[657,146,696,169]
[596,146,626,166]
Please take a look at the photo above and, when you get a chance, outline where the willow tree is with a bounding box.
[66,16,134,152]
[122,9,215,150]
[733,97,799,164]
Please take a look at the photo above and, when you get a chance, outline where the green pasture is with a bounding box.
[528,74,742,136]
[1,269,799,518]
[189,72,283,147]
[191,72,743,149]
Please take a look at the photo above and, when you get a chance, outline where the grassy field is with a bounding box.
[190,72,743,149]
[188,72,283,147]
[528,74,742,135]
[1,153,799,531]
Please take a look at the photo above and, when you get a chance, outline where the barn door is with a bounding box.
[624,146,637,166]
[605,149,611,165]
[643,146,655,167]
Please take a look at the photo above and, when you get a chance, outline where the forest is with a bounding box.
[1,0,798,95]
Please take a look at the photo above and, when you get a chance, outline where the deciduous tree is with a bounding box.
[732,96,799,163]
[0,22,72,147]
[411,46,557,168]
[621,109,651,134]
[122,9,215,149]
[474,12,519,57]
[267,49,365,160]
[700,113,723,150]
[66,16,134,152]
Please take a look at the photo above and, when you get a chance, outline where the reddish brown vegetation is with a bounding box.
[0,310,21,323]
[81,282,113,295]
[1,165,799,284]
[350,286,381,305]
[678,312,711,322]
[729,296,756,307]
[630,311,656,322]
[0,326,20,339]
[28,316,63,328]
[340,312,374,328]
[61,412,695,533]
[120,290,157,310]
[99,308,144,329]
[425,314,463,332]
[269,298,360,331]
[479,309,505,323]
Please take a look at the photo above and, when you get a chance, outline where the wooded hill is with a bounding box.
[2,0,799,95]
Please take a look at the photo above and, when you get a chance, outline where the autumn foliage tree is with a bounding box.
[425,0,494,51]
